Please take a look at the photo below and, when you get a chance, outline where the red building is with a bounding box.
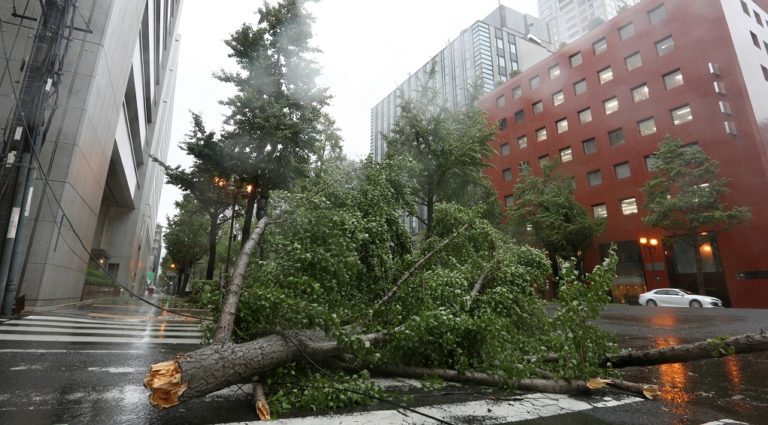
[480,0,768,308]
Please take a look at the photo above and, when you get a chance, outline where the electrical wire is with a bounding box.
[0,15,210,322]
[276,331,456,425]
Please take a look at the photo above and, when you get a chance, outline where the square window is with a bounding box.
[625,52,642,71]
[632,84,650,102]
[644,154,657,171]
[621,198,638,215]
[549,64,561,79]
[742,0,751,16]
[614,162,631,179]
[519,160,530,172]
[560,147,573,162]
[656,35,675,56]
[593,37,607,55]
[587,169,602,186]
[598,66,614,84]
[709,63,721,75]
[579,108,593,124]
[570,51,583,67]
[517,135,528,149]
[638,117,657,136]
[714,81,726,94]
[573,79,587,95]
[530,75,541,89]
[592,204,608,218]
[603,97,619,114]
[499,118,508,130]
[512,85,522,99]
[619,22,636,40]
[502,168,513,182]
[648,5,667,25]
[751,31,760,48]
[719,100,732,114]
[583,138,598,155]
[553,90,565,106]
[556,117,569,134]
[500,143,510,156]
[536,127,547,142]
[608,128,625,146]
[539,154,550,167]
[514,109,525,123]
[663,69,684,89]
[671,104,693,125]
[756,11,764,27]
[496,95,506,107]
[532,101,544,114]
[764,41,768,55]
[725,121,738,135]
[762,65,768,81]
[505,194,515,208]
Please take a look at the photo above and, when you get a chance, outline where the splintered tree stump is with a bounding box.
[252,377,270,420]
[144,331,384,408]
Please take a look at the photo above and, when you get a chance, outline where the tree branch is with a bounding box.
[374,223,470,310]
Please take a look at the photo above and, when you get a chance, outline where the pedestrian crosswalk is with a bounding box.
[0,314,203,344]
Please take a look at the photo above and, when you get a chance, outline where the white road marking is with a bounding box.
[218,393,643,424]
[86,367,142,373]
[18,315,199,328]
[0,349,143,353]
[0,334,201,344]
[0,325,201,337]
[10,319,200,330]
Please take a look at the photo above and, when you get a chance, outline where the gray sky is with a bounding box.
[159,0,540,224]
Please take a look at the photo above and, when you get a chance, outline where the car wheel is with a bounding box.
[690,300,702,308]
[646,299,657,306]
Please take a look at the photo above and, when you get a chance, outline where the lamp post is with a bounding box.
[215,177,253,291]
[639,237,660,286]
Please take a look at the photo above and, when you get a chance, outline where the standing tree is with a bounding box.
[216,0,341,245]
[157,113,233,280]
[641,135,751,295]
[164,195,208,295]
[384,65,497,239]
[510,161,605,292]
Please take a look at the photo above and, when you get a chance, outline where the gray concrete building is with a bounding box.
[370,5,553,162]
[0,0,181,310]
[538,0,639,47]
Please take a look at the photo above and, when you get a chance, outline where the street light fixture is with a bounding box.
[639,236,660,284]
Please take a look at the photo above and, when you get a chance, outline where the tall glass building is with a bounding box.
[370,5,553,162]
[538,0,639,47]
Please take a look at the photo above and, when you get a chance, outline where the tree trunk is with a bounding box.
[240,190,257,249]
[144,330,385,408]
[425,191,434,241]
[206,213,218,280]
[549,252,560,298]
[601,332,768,369]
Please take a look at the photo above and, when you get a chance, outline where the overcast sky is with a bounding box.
[158,0,540,224]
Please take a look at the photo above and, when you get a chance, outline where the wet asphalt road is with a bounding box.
[0,299,766,424]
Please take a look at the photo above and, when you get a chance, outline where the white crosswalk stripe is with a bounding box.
[0,314,203,345]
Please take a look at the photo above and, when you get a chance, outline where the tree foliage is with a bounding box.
[216,0,341,241]
[509,161,605,285]
[164,195,208,294]
[194,159,618,415]
[156,113,232,279]
[383,65,498,238]
[641,135,751,293]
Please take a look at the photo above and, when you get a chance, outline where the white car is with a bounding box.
[638,288,723,308]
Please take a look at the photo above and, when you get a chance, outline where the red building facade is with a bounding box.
[480,0,768,308]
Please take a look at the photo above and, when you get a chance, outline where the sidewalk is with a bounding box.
[22,294,211,323]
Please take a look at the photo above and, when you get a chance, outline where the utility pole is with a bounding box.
[0,0,73,315]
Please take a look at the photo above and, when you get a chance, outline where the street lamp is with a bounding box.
[639,236,660,285]
[217,177,253,291]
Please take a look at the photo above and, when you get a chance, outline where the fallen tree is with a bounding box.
[602,332,768,369]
